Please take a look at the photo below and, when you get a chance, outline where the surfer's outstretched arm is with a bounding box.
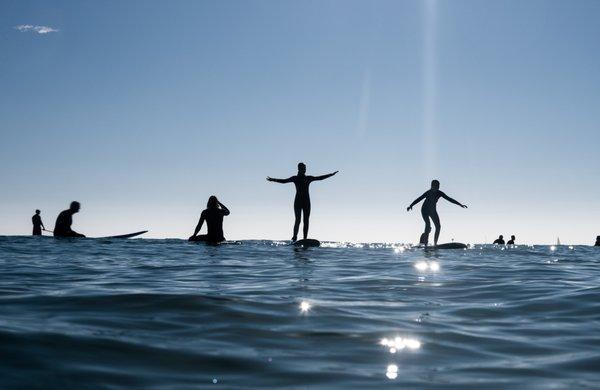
[266,176,294,184]
[192,213,206,237]
[311,171,339,181]
[407,193,426,211]
[441,192,468,208]
[219,202,230,216]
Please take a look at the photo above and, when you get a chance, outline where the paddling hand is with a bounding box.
[407,206,412,212]
[461,204,468,209]
[266,177,273,182]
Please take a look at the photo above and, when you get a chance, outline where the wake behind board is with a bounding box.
[425,242,467,250]
[293,239,321,248]
[100,230,148,239]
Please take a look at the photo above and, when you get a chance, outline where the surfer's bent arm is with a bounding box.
[407,193,426,210]
[311,171,339,181]
[193,213,206,236]
[441,192,467,208]
[219,202,230,216]
[267,176,294,184]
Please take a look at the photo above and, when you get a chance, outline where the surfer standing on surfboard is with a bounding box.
[407,180,467,246]
[267,163,338,242]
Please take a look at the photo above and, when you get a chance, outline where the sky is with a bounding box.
[1,0,599,244]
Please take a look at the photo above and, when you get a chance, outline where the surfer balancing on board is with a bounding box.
[189,196,230,244]
[267,162,338,242]
[407,180,467,246]
[54,201,86,238]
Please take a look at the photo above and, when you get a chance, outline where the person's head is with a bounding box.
[207,196,219,209]
[35,209,40,215]
[597,235,600,242]
[431,179,440,190]
[297,162,306,175]
[69,201,81,213]
[511,235,515,240]
[499,235,504,239]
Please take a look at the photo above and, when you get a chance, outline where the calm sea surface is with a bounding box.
[0,236,599,388]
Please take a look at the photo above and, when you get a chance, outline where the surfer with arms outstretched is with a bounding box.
[407,180,467,246]
[267,162,338,242]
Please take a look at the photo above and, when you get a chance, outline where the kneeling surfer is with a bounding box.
[54,201,86,238]
[189,196,230,244]
[407,180,467,246]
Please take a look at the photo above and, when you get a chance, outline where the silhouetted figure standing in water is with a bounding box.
[189,196,230,243]
[54,201,85,238]
[595,236,600,247]
[407,180,467,246]
[493,235,505,245]
[507,235,516,245]
[31,209,44,236]
[267,162,338,242]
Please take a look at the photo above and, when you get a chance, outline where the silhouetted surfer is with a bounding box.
[407,180,467,246]
[54,201,86,238]
[189,196,230,243]
[595,236,600,247]
[493,235,505,245]
[267,162,338,242]
[507,235,516,245]
[31,209,44,236]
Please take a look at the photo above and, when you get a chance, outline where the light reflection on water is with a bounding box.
[0,237,598,388]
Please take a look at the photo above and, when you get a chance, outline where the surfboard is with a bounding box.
[425,242,467,250]
[293,239,321,247]
[100,230,148,239]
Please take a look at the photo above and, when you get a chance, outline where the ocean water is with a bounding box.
[0,237,599,389]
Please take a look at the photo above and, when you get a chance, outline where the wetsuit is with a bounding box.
[411,189,459,246]
[190,207,229,243]
[54,210,85,237]
[32,214,43,236]
[493,238,505,245]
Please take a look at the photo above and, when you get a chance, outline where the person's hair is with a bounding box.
[207,196,219,209]
[499,235,504,239]
[511,235,515,239]
[35,209,40,214]
[298,162,306,170]
[431,179,440,189]
[70,201,80,210]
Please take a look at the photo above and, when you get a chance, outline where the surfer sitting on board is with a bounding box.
[507,235,516,245]
[493,235,505,245]
[407,180,467,246]
[54,201,86,238]
[189,196,230,243]
[267,162,338,242]
[595,236,600,247]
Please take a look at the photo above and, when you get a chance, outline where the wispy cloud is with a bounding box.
[15,25,59,34]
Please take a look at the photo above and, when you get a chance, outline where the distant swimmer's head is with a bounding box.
[69,201,81,213]
[298,162,306,175]
[511,235,516,240]
[35,209,40,215]
[499,235,504,240]
[207,196,219,209]
[431,180,440,190]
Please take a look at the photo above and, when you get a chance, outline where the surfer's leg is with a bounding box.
[420,209,431,245]
[431,211,441,246]
[293,202,301,241]
[302,203,311,240]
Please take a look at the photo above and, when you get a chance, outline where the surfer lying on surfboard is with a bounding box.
[267,162,338,242]
[407,180,467,246]
[189,196,230,244]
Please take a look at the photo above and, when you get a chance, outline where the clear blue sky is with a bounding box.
[1,0,599,243]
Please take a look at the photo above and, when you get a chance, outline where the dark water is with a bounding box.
[1,237,599,388]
